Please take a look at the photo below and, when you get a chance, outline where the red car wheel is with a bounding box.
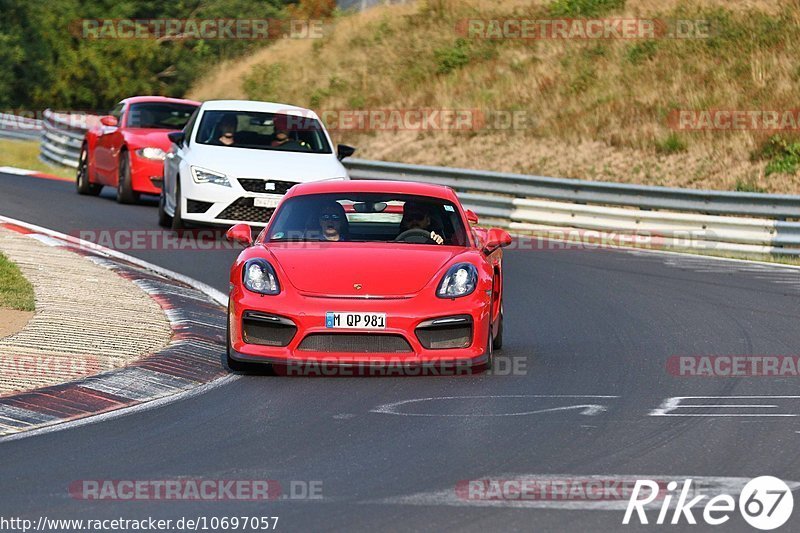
[76,145,102,196]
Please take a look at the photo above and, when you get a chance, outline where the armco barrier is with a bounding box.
[0,113,43,141]
[7,109,800,256]
[40,110,92,168]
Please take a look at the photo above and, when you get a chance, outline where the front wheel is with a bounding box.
[116,150,140,204]
[76,145,102,196]
[492,304,504,350]
[483,296,495,371]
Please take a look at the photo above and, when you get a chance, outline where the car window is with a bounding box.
[267,193,468,246]
[109,103,124,121]
[183,108,199,142]
[196,110,332,154]
[126,103,198,130]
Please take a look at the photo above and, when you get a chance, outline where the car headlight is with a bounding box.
[437,263,478,298]
[191,166,231,187]
[243,259,280,295]
[135,147,166,161]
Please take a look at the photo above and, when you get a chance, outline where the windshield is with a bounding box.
[196,110,332,154]
[126,102,197,129]
[266,193,468,246]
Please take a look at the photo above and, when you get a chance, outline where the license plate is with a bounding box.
[253,195,282,208]
[326,312,386,329]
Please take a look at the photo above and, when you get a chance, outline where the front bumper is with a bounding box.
[229,285,492,369]
[130,157,165,195]
[179,179,286,228]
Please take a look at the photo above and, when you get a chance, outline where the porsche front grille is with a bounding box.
[298,334,413,353]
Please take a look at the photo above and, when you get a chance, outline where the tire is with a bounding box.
[171,181,184,231]
[157,191,172,228]
[492,304,504,350]
[76,145,102,196]
[116,149,140,204]
[484,319,494,371]
[483,295,495,372]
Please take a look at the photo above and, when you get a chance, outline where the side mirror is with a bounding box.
[226,223,253,246]
[465,210,479,225]
[337,144,356,161]
[482,228,512,254]
[100,115,118,127]
[168,131,185,147]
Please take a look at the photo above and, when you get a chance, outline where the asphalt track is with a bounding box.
[1,171,800,532]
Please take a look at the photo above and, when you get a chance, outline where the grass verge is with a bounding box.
[0,139,74,180]
[0,252,35,312]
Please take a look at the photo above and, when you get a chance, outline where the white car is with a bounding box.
[159,100,354,229]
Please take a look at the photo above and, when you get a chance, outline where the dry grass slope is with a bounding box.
[190,0,800,193]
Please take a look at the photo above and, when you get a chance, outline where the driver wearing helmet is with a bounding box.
[399,203,444,244]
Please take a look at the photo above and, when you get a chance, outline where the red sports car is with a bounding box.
[225,179,512,375]
[76,96,200,203]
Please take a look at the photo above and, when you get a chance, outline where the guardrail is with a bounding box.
[0,113,43,141]
[39,110,91,168]
[8,109,800,256]
[345,158,800,255]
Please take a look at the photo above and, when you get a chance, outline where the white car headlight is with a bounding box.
[437,263,478,298]
[135,147,166,161]
[243,259,280,295]
[191,166,231,187]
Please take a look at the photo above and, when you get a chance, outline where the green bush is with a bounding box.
[627,41,658,64]
[434,38,473,74]
[757,136,800,176]
[734,179,766,193]
[243,63,285,102]
[549,0,626,17]
[0,0,285,111]
[655,132,687,154]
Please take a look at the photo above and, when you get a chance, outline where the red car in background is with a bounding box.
[76,96,200,203]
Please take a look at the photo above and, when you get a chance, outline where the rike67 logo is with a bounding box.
[624,476,793,530]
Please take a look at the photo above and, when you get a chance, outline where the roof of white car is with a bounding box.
[200,100,318,118]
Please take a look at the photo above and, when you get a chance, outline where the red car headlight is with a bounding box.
[243,259,280,295]
[135,147,167,161]
[437,263,478,298]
